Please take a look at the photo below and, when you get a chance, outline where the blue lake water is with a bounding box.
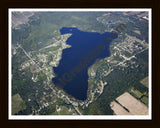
[52,27,117,100]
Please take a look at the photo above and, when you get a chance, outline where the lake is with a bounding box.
[52,27,117,100]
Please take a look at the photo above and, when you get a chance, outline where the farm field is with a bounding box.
[116,92,148,115]
[140,76,149,88]
[12,93,26,115]
[110,101,131,115]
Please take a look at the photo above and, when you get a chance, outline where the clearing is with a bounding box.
[12,93,26,115]
[110,101,131,115]
[140,76,149,88]
[116,92,148,115]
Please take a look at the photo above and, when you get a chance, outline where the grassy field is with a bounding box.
[12,93,26,115]
[140,76,149,88]
[140,96,148,106]
[130,88,143,99]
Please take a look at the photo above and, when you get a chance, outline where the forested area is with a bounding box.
[84,50,148,115]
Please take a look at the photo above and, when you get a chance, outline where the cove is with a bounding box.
[52,27,118,100]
